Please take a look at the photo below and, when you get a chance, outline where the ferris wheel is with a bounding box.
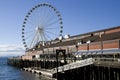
[22,3,63,50]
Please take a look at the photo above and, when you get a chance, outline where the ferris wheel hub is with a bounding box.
[36,27,44,31]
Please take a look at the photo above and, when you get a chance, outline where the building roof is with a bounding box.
[29,26,120,50]
[71,26,120,38]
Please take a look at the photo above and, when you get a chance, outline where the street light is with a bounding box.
[99,33,103,58]
[56,49,66,80]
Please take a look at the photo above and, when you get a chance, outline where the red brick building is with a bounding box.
[22,26,120,60]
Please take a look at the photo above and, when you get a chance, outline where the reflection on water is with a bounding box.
[0,57,55,80]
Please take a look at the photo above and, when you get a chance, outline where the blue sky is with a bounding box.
[0,0,120,57]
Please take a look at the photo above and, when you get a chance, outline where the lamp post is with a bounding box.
[56,50,59,80]
[99,33,103,58]
[56,49,66,80]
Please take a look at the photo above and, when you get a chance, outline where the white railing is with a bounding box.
[52,58,94,73]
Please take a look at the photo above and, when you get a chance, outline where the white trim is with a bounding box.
[89,49,101,51]
[103,48,119,50]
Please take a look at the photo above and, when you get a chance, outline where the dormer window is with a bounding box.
[86,40,91,44]
[77,40,83,46]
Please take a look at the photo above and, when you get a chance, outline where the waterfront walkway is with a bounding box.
[22,58,94,78]
[51,58,94,73]
[18,57,120,77]
[8,57,120,80]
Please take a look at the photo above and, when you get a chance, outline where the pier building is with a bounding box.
[22,26,120,61]
[8,26,120,80]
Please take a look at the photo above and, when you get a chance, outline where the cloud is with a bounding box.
[0,44,25,57]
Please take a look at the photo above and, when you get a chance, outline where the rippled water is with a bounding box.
[0,57,54,80]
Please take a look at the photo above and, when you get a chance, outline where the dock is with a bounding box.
[8,26,120,80]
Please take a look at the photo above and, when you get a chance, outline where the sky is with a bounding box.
[0,0,120,57]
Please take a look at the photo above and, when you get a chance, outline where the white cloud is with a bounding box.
[0,44,25,57]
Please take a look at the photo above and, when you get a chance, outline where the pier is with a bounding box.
[8,26,120,80]
[8,57,120,80]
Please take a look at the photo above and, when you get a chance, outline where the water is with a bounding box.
[0,57,54,80]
